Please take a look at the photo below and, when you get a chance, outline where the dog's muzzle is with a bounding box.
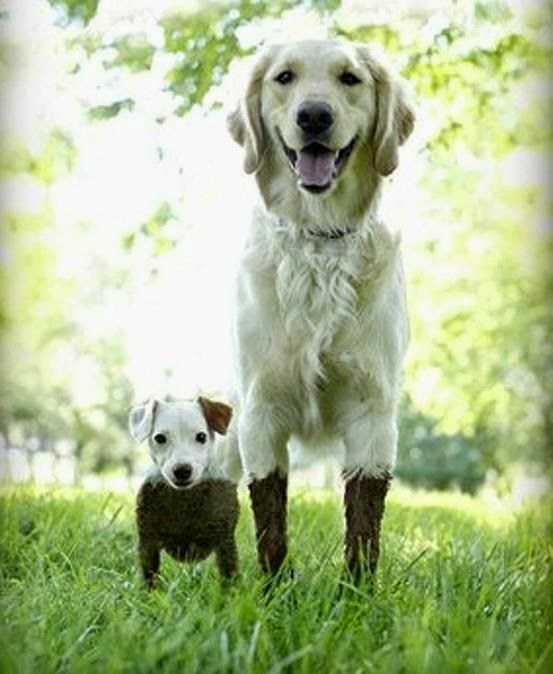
[296,101,334,137]
[278,129,357,194]
[169,463,193,489]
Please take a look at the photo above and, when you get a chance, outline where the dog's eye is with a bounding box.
[274,70,295,85]
[195,432,207,444]
[339,72,362,86]
[153,433,167,445]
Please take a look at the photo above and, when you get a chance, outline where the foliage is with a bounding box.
[47,0,100,25]
[0,197,135,474]
[0,487,550,673]
[397,397,489,494]
[122,201,180,257]
[0,130,76,184]
[87,98,135,121]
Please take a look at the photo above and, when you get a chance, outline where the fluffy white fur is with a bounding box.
[225,40,414,481]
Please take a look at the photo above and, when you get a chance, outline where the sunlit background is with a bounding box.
[0,0,551,499]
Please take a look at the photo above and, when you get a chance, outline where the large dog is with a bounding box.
[226,40,414,580]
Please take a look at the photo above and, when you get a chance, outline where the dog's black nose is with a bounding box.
[296,101,334,135]
[173,464,192,482]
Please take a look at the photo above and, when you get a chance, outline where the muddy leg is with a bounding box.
[344,473,391,582]
[139,540,160,589]
[248,471,288,575]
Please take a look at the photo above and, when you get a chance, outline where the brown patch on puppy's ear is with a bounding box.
[198,396,233,435]
[357,46,415,176]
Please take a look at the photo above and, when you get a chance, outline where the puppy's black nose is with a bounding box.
[173,464,192,482]
[296,101,334,135]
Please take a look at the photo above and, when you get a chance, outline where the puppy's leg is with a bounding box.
[342,405,396,580]
[239,412,289,575]
[138,539,160,588]
[216,536,239,581]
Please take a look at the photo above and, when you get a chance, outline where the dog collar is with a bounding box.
[306,227,355,240]
[273,216,356,241]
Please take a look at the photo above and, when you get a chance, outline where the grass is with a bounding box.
[0,485,551,674]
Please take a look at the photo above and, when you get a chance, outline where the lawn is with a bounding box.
[0,485,550,674]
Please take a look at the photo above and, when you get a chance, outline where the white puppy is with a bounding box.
[129,397,233,489]
[227,39,414,580]
[129,397,239,587]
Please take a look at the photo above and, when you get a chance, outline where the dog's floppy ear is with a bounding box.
[198,396,233,435]
[227,49,274,174]
[357,46,415,176]
[129,399,158,442]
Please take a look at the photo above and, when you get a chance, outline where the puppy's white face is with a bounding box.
[129,398,232,489]
[146,402,212,489]
[261,41,375,195]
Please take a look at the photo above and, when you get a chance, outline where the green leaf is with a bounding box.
[88,99,135,121]
[47,0,101,25]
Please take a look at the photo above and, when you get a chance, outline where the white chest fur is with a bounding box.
[234,208,407,437]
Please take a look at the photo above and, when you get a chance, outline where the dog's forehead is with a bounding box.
[269,40,359,71]
[153,402,206,433]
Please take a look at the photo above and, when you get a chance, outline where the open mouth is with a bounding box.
[169,479,193,490]
[163,472,194,490]
[173,480,192,489]
[278,132,357,194]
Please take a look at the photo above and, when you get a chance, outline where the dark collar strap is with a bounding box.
[306,227,355,240]
[275,218,356,241]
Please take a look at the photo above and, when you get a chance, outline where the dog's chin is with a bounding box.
[277,130,358,195]
[162,472,195,490]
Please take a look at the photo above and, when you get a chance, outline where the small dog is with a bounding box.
[129,396,239,587]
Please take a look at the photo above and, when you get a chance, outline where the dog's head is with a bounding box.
[228,40,414,201]
[129,397,233,489]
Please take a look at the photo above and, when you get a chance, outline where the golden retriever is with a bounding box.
[226,39,414,580]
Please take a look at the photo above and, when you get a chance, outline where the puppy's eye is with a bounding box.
[274,70,295,85]
[339,72,362,86]
[195,432,207,444]
[153,433,167,445]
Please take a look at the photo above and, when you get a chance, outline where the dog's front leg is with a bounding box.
[344,473,391,580]
[342,407,396,581]
[249,470,288,575]
[240,413,289,575]
[138,539,160,589]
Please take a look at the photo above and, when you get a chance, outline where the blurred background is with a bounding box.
[0,0,550,499]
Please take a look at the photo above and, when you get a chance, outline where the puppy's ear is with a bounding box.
[129,399,158,442]
[357,46,415,176]
[227,49,274,174]
[198,396,233,435]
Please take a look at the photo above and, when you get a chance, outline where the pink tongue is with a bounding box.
[296,150,335,186]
